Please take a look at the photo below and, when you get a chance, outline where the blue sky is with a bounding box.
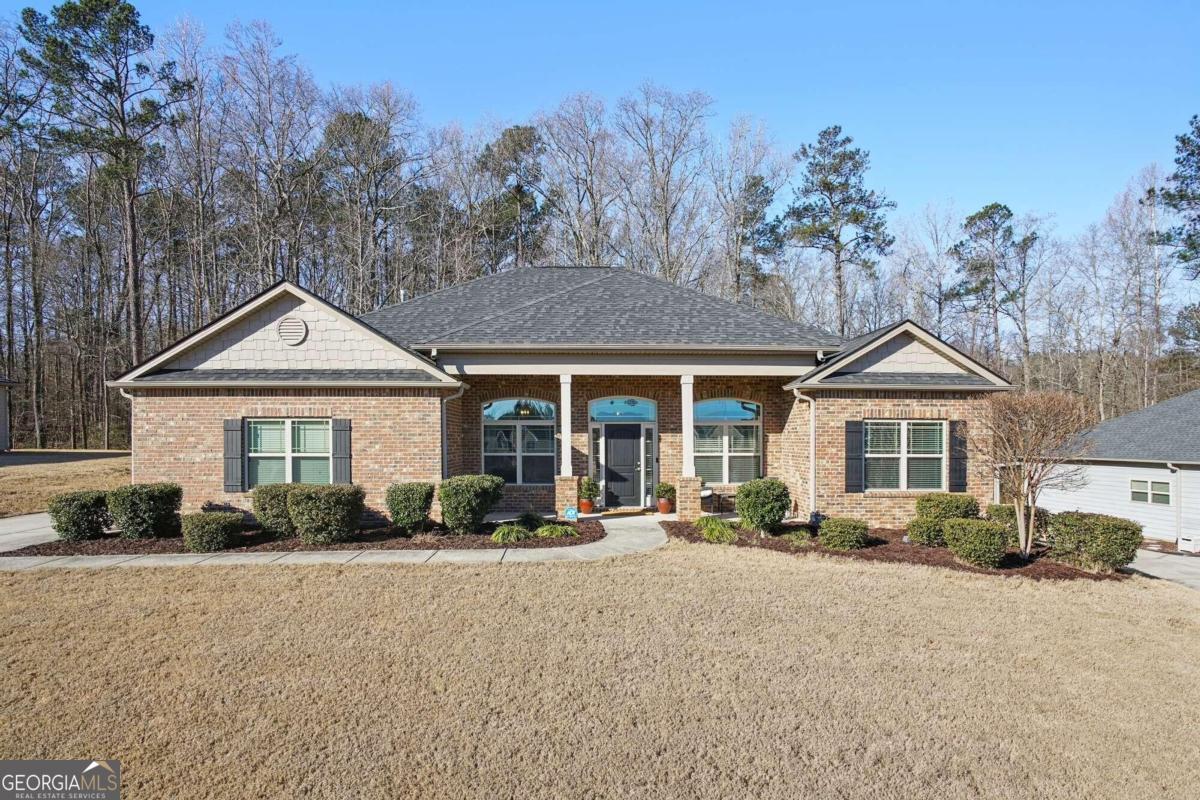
[15,0,1200,235]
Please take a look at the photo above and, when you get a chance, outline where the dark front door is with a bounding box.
[604,424,641,507]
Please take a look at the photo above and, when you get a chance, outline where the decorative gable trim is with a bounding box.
[784,320,1011,390]
[111,281,459,386]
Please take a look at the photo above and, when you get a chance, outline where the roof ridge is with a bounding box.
[413,270,618,344]
[617,269,842,340]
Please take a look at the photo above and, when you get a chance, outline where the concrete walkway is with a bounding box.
[1129,549,1200,592]
[0,512,669,571]
[0,513,55,553]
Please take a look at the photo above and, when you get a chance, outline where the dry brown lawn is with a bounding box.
[0,451,130,516]
[2,542,1198,799]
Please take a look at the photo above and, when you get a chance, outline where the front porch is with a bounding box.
[444,374,805,521]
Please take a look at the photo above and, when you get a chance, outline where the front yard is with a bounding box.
[0,451,130,517]
[2,543,1197,799]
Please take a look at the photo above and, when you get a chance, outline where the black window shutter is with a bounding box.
[949,420,968,492]
[223,419,244,492]
[845,420,864,493]
[332,419,352,484]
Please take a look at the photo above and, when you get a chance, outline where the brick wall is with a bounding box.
[131,387,446,521]
[809,390,992,528]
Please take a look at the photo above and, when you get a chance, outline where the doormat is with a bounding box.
[600,508,649,518]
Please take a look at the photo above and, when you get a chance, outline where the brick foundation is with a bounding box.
[676,475,703,522]
[555,475,580,516]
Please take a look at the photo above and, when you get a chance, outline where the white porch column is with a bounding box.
[559,374,573,477]
[681,375,695,477]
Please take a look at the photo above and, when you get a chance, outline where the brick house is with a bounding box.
[110,266,1011,525]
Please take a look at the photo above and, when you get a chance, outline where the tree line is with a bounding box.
[1,0,1198,449]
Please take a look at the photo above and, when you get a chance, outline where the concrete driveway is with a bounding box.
[1129,549,1200,591]
[0,513,57,552]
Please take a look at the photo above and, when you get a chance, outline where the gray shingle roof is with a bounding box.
[821,372,994,386]
[0,374,13,385]
[1073,388,1200,463]
[134,369,446,384]
[361,266,843,350]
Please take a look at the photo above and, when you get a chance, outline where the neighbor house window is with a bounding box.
[863,420,945,491]
[694,399,762,484]
[1131,479,1170,505]
[482,399,556,485]
[246,419,332,488]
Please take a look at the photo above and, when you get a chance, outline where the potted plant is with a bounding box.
[578,476,599,514]
[655,482,676,514]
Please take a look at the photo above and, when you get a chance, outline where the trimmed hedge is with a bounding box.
[1048,512,1143,572]
[251,484,301,539]
[286,484,365,545]
[987,503,1051,547]
[491,523,529,544]
[108,483,182,539]
[385,482,435,533]
[906,515,946,547]
[182,511,242,553]
[438,475,505,534]
[534,524,576,539]
[515,511,546,531]
[47,490,110,541]
[943,519,1008,568]
[696,516,738,545]
[819,517,869,550]
[734,478,791,534]
[914,493,980,522]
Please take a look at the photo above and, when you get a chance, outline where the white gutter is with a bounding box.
[793,389,817,519]
[440,383,467,479]
[1168,462,1182,545]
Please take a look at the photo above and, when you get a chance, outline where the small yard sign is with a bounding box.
[563,506,579,521]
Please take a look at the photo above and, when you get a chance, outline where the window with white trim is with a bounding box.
[863,420,945,491]
[693,399,762,484]
[482,399,556,485]
[1130,479,1170,505]
[246,419,332,488]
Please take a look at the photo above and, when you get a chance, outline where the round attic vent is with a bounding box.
[276,316,308,346]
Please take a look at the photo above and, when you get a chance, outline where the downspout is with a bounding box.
[1167,462,1182,545]
[794,389,817,518]
[440,383,467,479]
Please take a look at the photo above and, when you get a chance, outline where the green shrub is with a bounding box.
[182,512,242,553]
[734,479,791,533]
[438,475,505,534]
[251,484,301,538]
[819,517,869,550]
[286,485,365,545]
[914,493,980,522]
[534,524,576,539]
[491,523,530,544]
[781,531,812,547]
[695,516,738,545]
[107,483,183,539]
[385,482,435,533]
[655,482,675,501]
[906,515,946,547]
[47,490,110,541]
[515,510,546,531]
[943,518,1009,568]
[986,503,1051,547]
[579,476,600,502]
[1048,512,1143,572]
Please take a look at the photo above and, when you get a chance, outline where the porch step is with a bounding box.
[600,507,649,519]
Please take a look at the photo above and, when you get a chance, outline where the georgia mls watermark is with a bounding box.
[1,760,120,800]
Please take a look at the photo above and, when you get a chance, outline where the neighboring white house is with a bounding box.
[0,375,12,451]
[1040,388,1200,547]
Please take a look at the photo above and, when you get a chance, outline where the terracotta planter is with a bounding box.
[657,498,674,514]
[579,499,594,514]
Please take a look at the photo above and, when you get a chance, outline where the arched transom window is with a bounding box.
[482,399,556,485]
[694,399,762,484]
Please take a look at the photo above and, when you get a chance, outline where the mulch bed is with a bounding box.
[662,521,1125,582]
[2,519,605,557]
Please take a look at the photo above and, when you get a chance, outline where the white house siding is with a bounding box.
[839,333,968,375]
[170,295,413,371]
[1038,461,1183,541]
